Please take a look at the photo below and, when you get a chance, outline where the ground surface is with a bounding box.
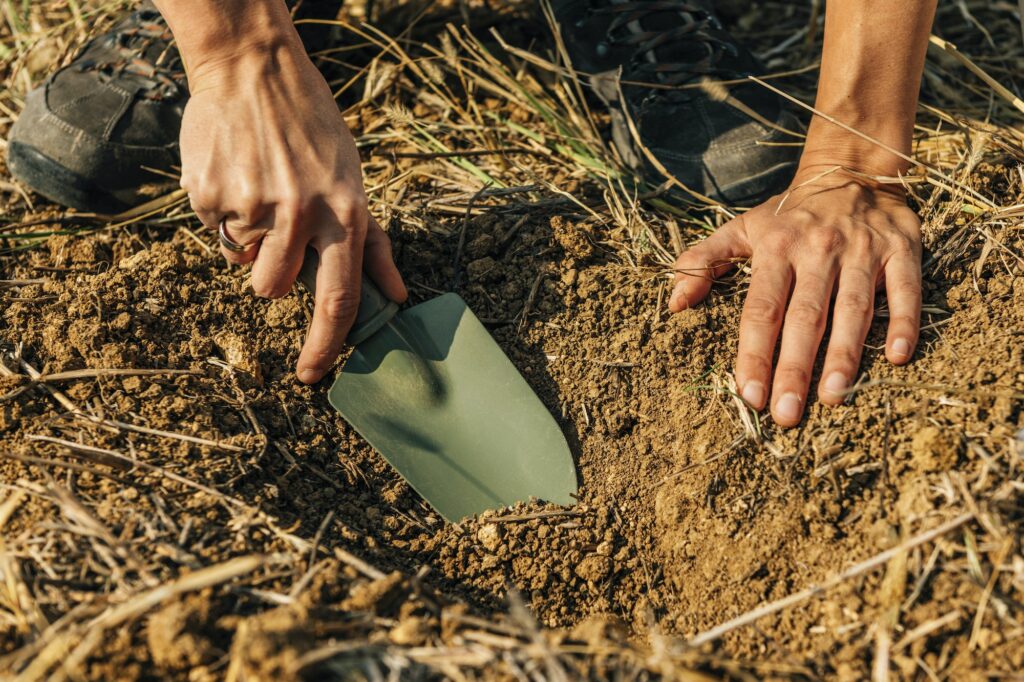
[1,1,1023,680]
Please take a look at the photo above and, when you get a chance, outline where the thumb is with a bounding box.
[668,218,749,312]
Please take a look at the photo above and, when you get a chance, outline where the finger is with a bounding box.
[363,216,407,303]
[188,191,258,266]
[734,261,793,411]
[296,224,366,384]
[250,210,307,298]
[883,249,921,365]
[668,219,748,312]
[219,218,263,265]
[193,206,220,233]
[190,197,255,265]
[187,185,219,228]
[818,264,876,405]
[770,267,837,427]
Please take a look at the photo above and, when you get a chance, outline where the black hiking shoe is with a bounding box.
[8,2,186,213]
[551,0,801,206]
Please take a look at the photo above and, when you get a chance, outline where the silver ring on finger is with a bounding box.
[218,218,254,253]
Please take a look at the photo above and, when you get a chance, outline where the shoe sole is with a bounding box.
[8,141,133,214]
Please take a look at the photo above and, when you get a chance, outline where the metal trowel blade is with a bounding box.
[328,293,578,523]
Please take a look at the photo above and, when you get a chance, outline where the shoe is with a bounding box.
[7,1,343,214]
[8,2,186,213]
[551,0,801,206]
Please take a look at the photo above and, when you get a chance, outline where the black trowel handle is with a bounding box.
[297,247,400,346]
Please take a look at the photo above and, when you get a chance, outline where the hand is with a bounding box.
[180,41,406,384]
[668,173,922,427]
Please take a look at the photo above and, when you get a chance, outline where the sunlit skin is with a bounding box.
[156,0,936,420]
[669,0,937,427]
[153,0,407,385]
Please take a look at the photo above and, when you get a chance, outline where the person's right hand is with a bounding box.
[179,38,406,384]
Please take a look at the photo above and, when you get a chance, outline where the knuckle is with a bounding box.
[848,229,876,254]
[335,196,369,231]
[276,179,303,207]
[234,190,262,220]
[238,203,263,225]
[827,345,861,372]
[760,230,793,256]
[787,298,827,328]
[234,183,258,207]
[786,207,814,226]
[865,208,892,228]
[736,351,771,379]
[320,289,360,324]
[843,181,870,199]
[276,198,306,229]
[189,188,217,212]
[888,273,920,294]
[888,312,920,329]
[887,231,917,256]
[743,294,785,326]
[808,228,844,253]
[349,191,369,215]
[676,253,711,278]
[775,364,810,388]
[835,289,873,318]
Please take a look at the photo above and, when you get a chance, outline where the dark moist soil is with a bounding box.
[2,184,1023,680]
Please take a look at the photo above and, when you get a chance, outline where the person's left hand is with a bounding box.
[668,174,922,427]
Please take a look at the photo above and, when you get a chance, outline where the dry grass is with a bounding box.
[1,0,1023,680]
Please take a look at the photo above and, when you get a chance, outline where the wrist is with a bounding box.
[154,0,304,84]
[185,33,317,97]
[799,93,917,178]
[796,116,915,193]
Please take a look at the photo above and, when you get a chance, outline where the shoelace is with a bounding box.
[591,0,738,87]
[78,11,185,100]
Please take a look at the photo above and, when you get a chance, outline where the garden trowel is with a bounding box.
[297,250,577,522]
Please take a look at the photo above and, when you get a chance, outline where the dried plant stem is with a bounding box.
[0,490,26,531]
[34,368,198,383]
[929,35,1024,116]
[18,554,277,682]
[29,435,252,511]
[686,513,974,648]
[12,357,109,429]
[93,418,248,453]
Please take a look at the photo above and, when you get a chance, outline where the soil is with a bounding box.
[2,1,1024,680]
[2,184,1023,679]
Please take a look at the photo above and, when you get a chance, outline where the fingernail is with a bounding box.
[775,392,802,423]
[297,368,319,384]
[741,380,765,409]
[822,372,848,399]
[891,338,911,362]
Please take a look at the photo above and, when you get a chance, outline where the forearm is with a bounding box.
[151,0,305,84]
[799,0,937,179]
